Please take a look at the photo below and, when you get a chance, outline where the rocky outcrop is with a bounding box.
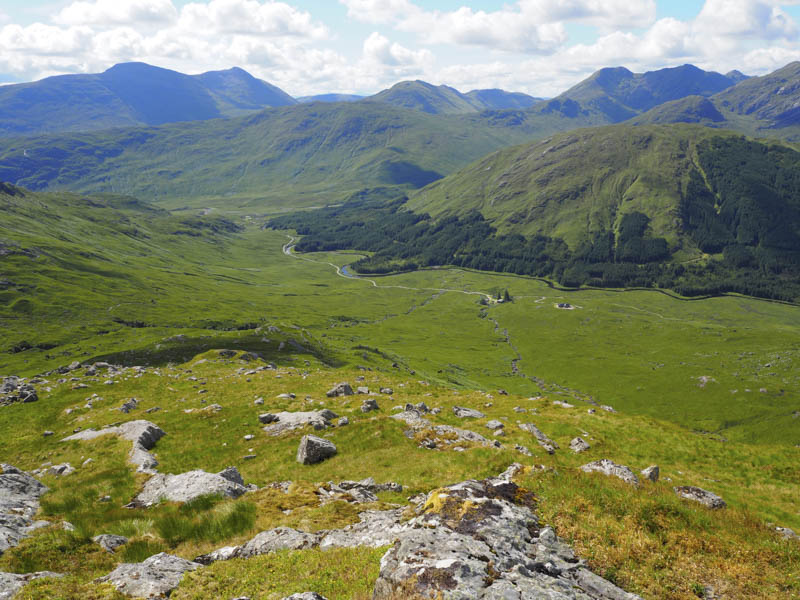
[297,435,337,465]
[0,571,62,600]
[674,486,726,509]
[263,410,338,436]
[0,377,38,407]
[581,459,639,486]
[133,467,247,506]
[316,477,402,504]
[62,420,165,474]
[96,552,200,598]
[319,509,409,549]
[373,470,642,599]
[0,465,49,556]
[392,409,493,450]
[519,423,559,454]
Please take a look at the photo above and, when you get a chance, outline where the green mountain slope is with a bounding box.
[0,102,592,209]
[0,62,296,137]
[297,94,364,103]
[465,88,542,110]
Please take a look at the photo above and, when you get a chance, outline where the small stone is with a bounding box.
[337,417,349,426]
[514,444,532,456]
[485,420,504,430]
[600,405,616,413]
[674,486,726,509]
[569,437,590,453]
[587,409,596,414]
[93,534,128,553]
[244,434,255,441]
[361,398,379,413]
[356,386,370,394]
[243,454,257,460]
[379,388,393,395]
[453,406,485,418]
[43,431,54,437]
[641,465,660,482]
[258,413,278,424]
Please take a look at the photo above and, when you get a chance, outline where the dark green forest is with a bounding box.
[269,137,800,303]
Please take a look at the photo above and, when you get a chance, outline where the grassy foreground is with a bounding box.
[1,351,798,599]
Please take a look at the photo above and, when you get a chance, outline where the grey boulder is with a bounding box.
[133,467,247,506]
[581,459,640,486]
[674,486,726,509]
[281,594,328,600]
[63,420,165,474]
[326,382,353,397]
[263,410,338,436]
[0,465,48,555]
[96,552,200,598]
[297,435,337,465]
[360,398,379,413]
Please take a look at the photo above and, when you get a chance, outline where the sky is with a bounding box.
[1,0,800,97]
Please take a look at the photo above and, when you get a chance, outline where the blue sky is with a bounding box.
[1,1,799,96]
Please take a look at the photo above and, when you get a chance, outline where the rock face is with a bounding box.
[581,459,640,486]
[297,435,337,465]
[96,552,200,598]
[0,377,38,406]
[133,467,247,506]
[0,465,49,556]
[569,437,590,453]
[326,382,353,397]
[641,465,660,482]
[453,406,485,418]
[373,471,642,600]
[0,571,62,600]
[674,486,726,509]
[519,423,559,454]
[263,410,338,436]
[62,420,166,474]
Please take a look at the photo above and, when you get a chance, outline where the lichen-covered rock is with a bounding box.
[570,437,590,453]
[581,459,639,486]
[372,470,642,600]
[133,468,247,506]
[263,410,338,436]
[194,545,240,565]
[96,552,200,598]
[485,419,504,430]
[519,423,559,454]
[92,534,128,553]
[0,465,48,556]
[392,410,492,450]
[0,571,62,600]
[674,486,726,509]
[297,435,337,465]
[319,509,409,549]
[641,465,660,482]
[360,398,379,413]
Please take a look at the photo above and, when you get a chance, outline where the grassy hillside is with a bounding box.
[3,184,800,446]
[0,63,297,138]
[0,102,591,211]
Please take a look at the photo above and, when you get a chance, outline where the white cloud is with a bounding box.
[696,0,798,39]
[362,31,431,67]
[178,0,327,38]
[55,0,178,27]
[339,0,417,24]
